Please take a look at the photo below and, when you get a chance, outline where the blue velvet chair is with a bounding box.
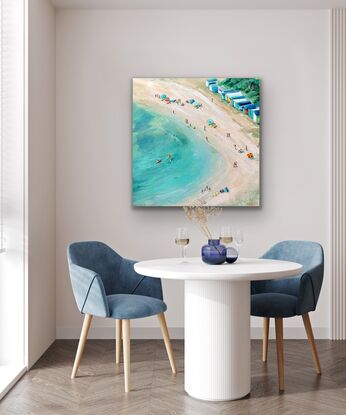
[67,241,176,392]
[251,240,324,391]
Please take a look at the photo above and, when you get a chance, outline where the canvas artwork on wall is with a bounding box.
[132,78,260,207]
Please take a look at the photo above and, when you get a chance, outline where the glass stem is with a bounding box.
[182,246,186,258]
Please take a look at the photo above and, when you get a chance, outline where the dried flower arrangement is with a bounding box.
[183,205,222,239]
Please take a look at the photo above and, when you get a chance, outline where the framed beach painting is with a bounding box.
[132,78,260,207]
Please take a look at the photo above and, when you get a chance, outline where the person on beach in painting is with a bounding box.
[201,185,211,194]
[233,161,238,168]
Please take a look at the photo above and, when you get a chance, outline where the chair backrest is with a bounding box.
[67,241,164,300]
[252,240,324,298]
[67,241,123,295]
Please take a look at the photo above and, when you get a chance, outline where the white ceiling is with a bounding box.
[50,0,346,10]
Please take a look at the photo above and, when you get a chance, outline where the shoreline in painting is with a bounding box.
[133,78,260,206]
[132,102,224,206]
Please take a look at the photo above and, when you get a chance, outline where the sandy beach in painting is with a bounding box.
[133,78,260,206]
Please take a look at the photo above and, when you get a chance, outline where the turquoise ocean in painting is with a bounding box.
[133,103,223,206]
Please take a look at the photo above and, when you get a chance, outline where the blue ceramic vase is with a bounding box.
[201,239,227,265]
[226,246,239,263]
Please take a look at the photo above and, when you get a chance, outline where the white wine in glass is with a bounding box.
[175,228,189,259]
[220,226,233,245]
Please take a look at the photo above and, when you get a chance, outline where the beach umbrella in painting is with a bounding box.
[160,94,167,100]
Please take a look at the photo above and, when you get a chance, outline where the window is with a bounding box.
[0,0,26,400]
[0,0,4,253]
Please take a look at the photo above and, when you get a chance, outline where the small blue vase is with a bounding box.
[226,246,238,263]
[201,239,227,265]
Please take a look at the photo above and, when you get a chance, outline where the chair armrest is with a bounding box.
[69,264,109,317]
[296,263,324,315]
[120,258,163,300]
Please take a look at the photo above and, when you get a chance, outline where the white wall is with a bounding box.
[27,0,56,367]
[56,9,330,339]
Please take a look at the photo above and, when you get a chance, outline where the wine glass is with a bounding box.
[234,230,244,257]
[220,226,233,246]
[175,228,190,260]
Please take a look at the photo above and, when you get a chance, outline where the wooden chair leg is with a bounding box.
[122,319,131,392]
[71,314,93,379]
[275,317,285,391]
[157,313,177,374]
[262,317,270,362]
[116,319,122,364]
[302,313,322,374]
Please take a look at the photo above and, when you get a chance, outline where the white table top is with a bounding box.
[134,257,303,281]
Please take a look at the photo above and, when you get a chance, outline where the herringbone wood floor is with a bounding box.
[0,339,345,414]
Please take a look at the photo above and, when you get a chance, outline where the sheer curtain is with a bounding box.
[0,0,26,400]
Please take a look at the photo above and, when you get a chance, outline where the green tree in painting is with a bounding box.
[219,78,260,105]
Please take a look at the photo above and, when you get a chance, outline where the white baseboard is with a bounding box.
[56,326,184,340]
[57,326,330,340]
[251,326,329,339]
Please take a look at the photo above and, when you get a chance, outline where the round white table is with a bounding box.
[134,257,302,402]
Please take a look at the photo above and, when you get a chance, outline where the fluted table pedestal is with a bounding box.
[185,280,250,401]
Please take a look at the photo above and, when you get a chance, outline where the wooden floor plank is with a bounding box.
[0,340,345,414]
